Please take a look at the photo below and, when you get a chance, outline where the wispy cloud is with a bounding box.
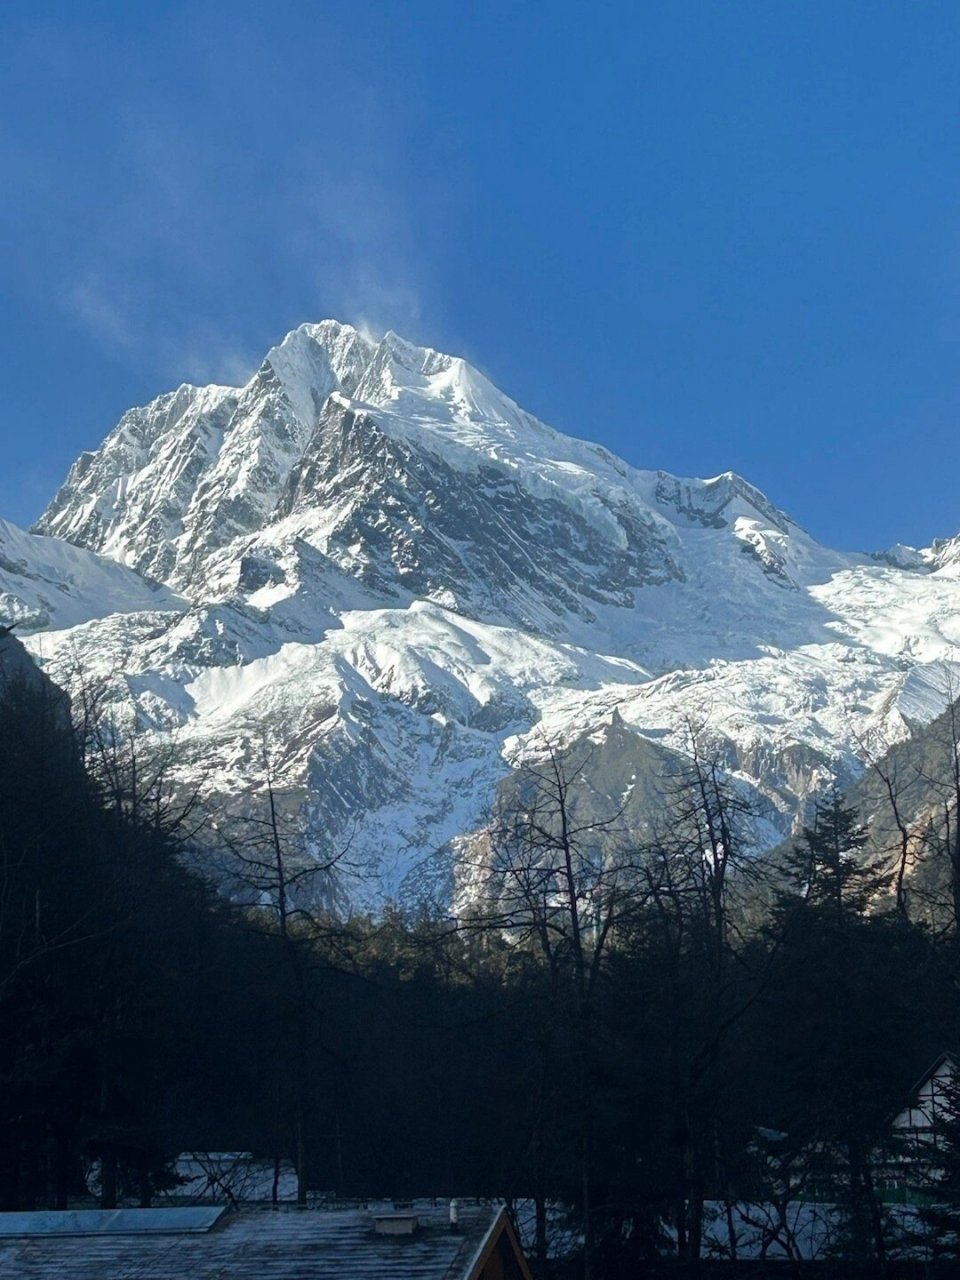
[61,268,261,389]
[290,171,428,341]
[161,324,262,390]
[4,11,455,394]
[65,274,138,353]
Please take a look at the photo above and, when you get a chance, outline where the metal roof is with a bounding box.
[0,1201,509,1280]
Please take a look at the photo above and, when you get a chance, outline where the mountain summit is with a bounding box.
[37,321,821,648]
[15,321,960,906]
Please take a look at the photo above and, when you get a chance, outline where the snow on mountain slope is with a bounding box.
[40,322,374,585]
[0,517,182,633]
[22,320,960,906]
[38,321,850,647]
[29,599,650,905]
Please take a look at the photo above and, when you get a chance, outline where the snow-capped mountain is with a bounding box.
[12,320,960,906]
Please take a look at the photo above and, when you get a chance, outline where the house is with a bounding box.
[891,1051,958,1143]
[882,1050,959,1195]
[748,1052,960,1204]
[0,1199,533,1280]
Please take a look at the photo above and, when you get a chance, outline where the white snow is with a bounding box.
[0,517,183,632]
[14,319,960,907]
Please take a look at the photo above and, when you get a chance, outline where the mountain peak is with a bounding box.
[259,320,375,426]
[35,319,824,624]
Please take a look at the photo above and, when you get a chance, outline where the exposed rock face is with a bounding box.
[5,319,958,909]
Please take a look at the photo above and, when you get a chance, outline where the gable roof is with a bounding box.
[892,1051,958,1117]
[906,1050,958,1098]
[0,1201,529,1280]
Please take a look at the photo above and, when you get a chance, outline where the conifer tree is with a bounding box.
[772,792,901,1273]
[781,788,891,925]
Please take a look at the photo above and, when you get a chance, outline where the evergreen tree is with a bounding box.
[769,794,907,1274]
[781,788,891,924]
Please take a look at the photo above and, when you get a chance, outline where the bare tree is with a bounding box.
[470,734,652,1280]
[856,733,920,919]
[639,722,769,1271]
[918,680,960,943]
[863,672,960,941]
[68,670,208,840]
[213,739,352,1206]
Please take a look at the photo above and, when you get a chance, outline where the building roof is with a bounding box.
[0,1207,224,1237]
[0,1200,528,1280]
[905,1050,958,1098]
[890,1049,959,1132]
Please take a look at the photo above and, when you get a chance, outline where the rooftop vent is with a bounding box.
[372,1212,420,1236]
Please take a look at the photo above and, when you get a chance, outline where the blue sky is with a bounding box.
[1,1,958,550]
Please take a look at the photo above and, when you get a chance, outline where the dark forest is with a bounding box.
[4,651,960,1279]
